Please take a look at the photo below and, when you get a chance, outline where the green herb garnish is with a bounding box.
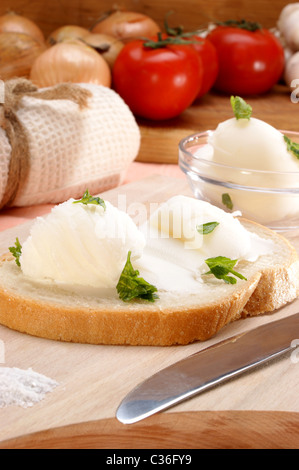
[222,193,233,210]
[196,221,219,235]
[203,256,247,284]
[230,96,252,120]
[73,189,106,210]
[116,251,159,302]
[284,135,299,160]
[9,237,22,267]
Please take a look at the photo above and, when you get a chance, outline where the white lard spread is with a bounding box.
[209,117,299,173]
[19,194,274,294]
[134,195,274,293]
[20,199,145,288]
[193,110,299,225]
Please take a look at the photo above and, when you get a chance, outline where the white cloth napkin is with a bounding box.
[0,83,140,206]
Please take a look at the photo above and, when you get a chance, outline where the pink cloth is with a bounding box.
[0,162,184,231]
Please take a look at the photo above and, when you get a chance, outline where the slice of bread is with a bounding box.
[0,219,298,346]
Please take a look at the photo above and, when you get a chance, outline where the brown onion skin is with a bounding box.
[82,33,124,69]
[30,40,112,88]
[91,10,161,42]
[47,25,90,45]
[0,32,46,80]
[0,12,45,43]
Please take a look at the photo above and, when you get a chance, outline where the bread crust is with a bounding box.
[0,219,298,346]
[241,219,299,317]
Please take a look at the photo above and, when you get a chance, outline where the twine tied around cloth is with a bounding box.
[0,78,92,209]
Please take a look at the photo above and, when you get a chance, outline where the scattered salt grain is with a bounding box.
[0,367,59,408]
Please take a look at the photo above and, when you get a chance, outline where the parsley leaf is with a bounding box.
[116,251,159,302]
[9,237,22,267]
[284,135,299,160]
[196,221,219,235]
[230,96,252,120]
[73,189,106,210]
[203,256,247,284]
[222,193,233,210]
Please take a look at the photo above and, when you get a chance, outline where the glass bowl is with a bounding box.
[178,130,299,231]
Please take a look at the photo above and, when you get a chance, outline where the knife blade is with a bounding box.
[116,312,299,424]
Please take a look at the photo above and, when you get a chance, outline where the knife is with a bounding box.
[116,312,299,424]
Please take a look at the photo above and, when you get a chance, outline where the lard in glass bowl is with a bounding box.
[179,97,299,231]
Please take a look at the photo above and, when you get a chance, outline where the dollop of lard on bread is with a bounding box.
[19,191,145,288]
[12,191,275,299]
[134,195,275,293]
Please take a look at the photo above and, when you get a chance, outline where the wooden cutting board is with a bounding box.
[1,174,299,449]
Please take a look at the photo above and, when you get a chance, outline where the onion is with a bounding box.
[91,10,161,42]
[82,33,124,69]
[47,25,90,45]
[30,40,111,88]
[0,32,46,80]
[0,11,45,43]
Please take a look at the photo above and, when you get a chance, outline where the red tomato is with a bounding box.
[112,37,203,120]
[192,36,219,99]
[207,24,285,95]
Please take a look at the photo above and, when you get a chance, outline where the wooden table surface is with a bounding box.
[0,175,299,449]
